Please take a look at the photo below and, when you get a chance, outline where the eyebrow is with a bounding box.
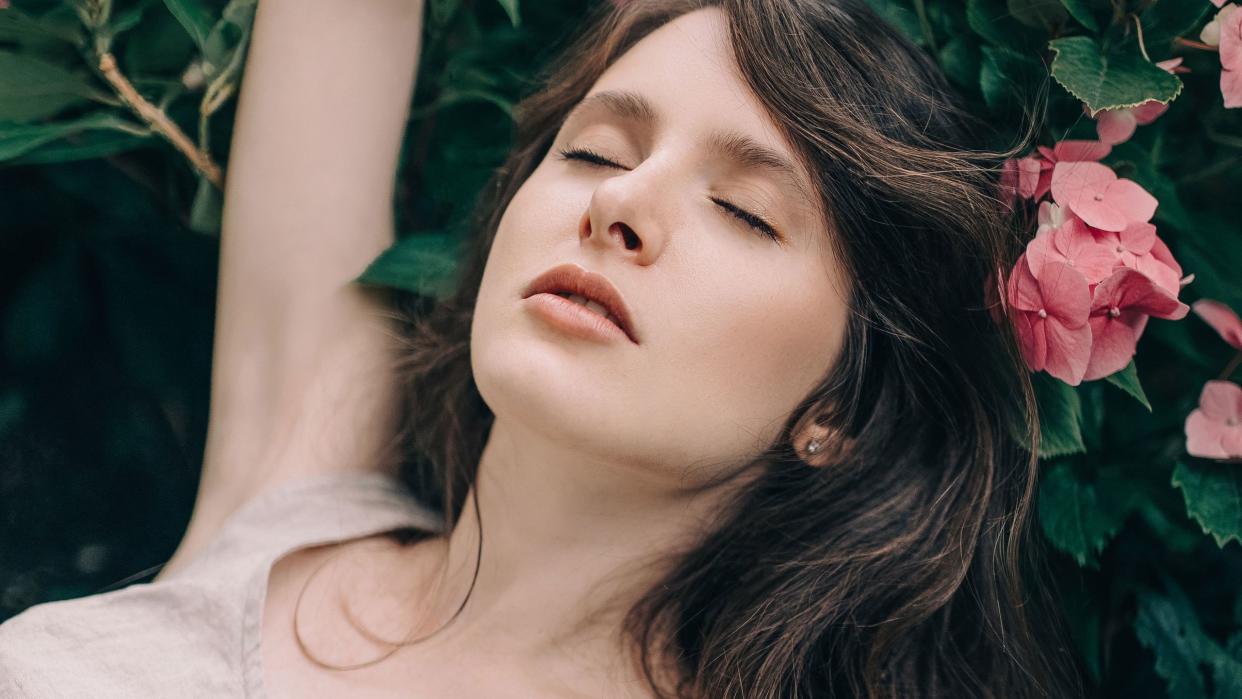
[563,89,814,201]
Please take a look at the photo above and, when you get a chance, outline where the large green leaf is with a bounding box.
[1103,358,1152,412]
[354,231,464,300]
[0,50,103,122]
[1022,371,1086,459]
[0,112,145,161]
[1048,35,1183,116]
[967,0,1045,52]
[980,44,1047,113]
[1038,460,1137,567]
[1059,0,1098,32]
[162,0,215,50]
[1172,460,1242,549]
[1135,590,1211,699]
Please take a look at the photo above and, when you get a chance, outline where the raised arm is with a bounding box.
[160,0,426,577]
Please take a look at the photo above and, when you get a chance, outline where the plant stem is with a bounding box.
[96,52,223,189]
[1220,350,1242,381]
[1131,15,1151,62]
[1173,37,1218,52]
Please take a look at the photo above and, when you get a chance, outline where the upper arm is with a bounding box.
[163,0,428,576]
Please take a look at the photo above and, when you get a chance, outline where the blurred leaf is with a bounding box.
[1142,0,1212,53]
[0,112,145,161]
[355,231,463,300]
[937,35,981,92]
[162,0,214,50]
[1028,371,1087,458]
[1103,358,1152,412]
[1048,35,1183,116]
[0,50,103,122]
[188,174,221,233]
[0,5,85,45]
[1172,460,1242,549]
[1059,0,1098,32]
[1039,460,1137,567]
[1135,589,1211,699]
[980,44,1047,112]
[1007,0,1066,31]
[967,0,1046,52]
[494,0,519,28]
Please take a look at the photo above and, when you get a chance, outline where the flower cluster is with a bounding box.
[1000,139,1190,386]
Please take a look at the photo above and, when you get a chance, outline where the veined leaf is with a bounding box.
[1103,359,1152,412]
[355,231,463,300]
[1172,460,1242,549]
[1048,35,1183,116]
[162,0,215,50]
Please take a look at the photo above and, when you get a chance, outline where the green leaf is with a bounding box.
[188,176,222,234]
[1048,35,1183,116]
[1038,460,1136,567]
[355,231,463,300]
[1172,460,1242,549]
[967,0,1045,52]
[0,5,85,45]
[0,50,102,122]
[162,0,215,50]
[1143,0,1212,52]
[0,112,144,162]
[1135,590,1211,699]
[1027,371,1087,459]
[980,44,1047,113]
[1060,0,1098,32]
[1007,0,1066,30]
[937,35,981,92]
[1103,358,1152,412]
[494,0,519,27]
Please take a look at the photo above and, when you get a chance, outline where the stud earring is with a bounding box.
[806,439,823,455]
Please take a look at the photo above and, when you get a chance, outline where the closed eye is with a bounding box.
[555,146,783,243]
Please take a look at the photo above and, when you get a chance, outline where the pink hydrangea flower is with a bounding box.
[1050,160,1158,232]
[1192,299,1242,349]
[1219,3,1242,108]
[1007,254,1094,385]
[1185,380,1242,460]
[1082,268,1190,381]
[1090,59,1184,145]
[1026,216,1118,286]
[1091,223,1183,296]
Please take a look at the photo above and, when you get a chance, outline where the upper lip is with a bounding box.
[522,263,640,344]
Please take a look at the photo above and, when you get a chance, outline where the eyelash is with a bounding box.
[555,146,782,242]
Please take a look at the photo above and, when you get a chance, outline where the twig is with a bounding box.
[96,52,223,189]
[1221,350,1242,381]
[1174,37,1218,52]
[1131,14,1150,63]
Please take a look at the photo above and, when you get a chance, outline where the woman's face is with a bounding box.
[470,7,850,484]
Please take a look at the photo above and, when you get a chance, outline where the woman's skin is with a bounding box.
[165,1,852,696]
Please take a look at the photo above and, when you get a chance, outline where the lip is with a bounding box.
[521,263,639,344]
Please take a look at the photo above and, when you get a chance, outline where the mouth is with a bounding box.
[522,263,639,344]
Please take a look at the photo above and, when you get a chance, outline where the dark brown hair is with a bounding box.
[355,0,1084,696]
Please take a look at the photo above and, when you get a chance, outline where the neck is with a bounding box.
[413,416,743,669]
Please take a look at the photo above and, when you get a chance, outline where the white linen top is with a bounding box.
[0,471,442,698]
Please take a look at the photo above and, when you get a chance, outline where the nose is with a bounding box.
[579,163,670,266]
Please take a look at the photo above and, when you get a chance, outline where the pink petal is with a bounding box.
[1132,100,1169,125]
[1186,409,1232,458]
[1017,156,1043,199]
[1118,221,1157,255]
[1097,109,1137,145]
[1130,253,1184,296]
[1051,161,1154,232]
[1156,57,1186,73]
[1200,379,1242,423]
[1043,317,1093,385]
[1148,235,1183,278]
[1192,299,1242,350]
[1029,218,1120,285]
[1011,306,1048,372]
[1050,140,1112,163]
[1211,0,1228,8]
[1008,253,1044,312]
[1083,311,1142,381]
[1105,178,1158,225]
[1222,2,1242,107]
[1091,267,1189,321]
[1038,260,1093,327]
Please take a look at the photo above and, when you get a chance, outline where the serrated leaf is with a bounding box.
[1048,35,1183,116]
[355,231,463,300]
[162,0,215,50]
[1025,371,1087,458]
[1038,460,1135,567]
[1172,460,1242,549]
[1103,358,1152,412]
[1060,0,1098,32]
[1134,590,1211,699]
[494,0,519,27]
[0,112,144,161]
[0,50,102,122]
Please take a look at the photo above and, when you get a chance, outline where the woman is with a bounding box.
[1,0,1084,697]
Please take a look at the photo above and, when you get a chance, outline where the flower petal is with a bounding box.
[1192,299,1242,350]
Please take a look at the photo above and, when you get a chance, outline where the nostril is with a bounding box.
[614,222,640,250]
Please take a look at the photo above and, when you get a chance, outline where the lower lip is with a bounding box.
[523,293,634,345]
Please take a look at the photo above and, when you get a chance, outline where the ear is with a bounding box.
[792,418,836,467]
